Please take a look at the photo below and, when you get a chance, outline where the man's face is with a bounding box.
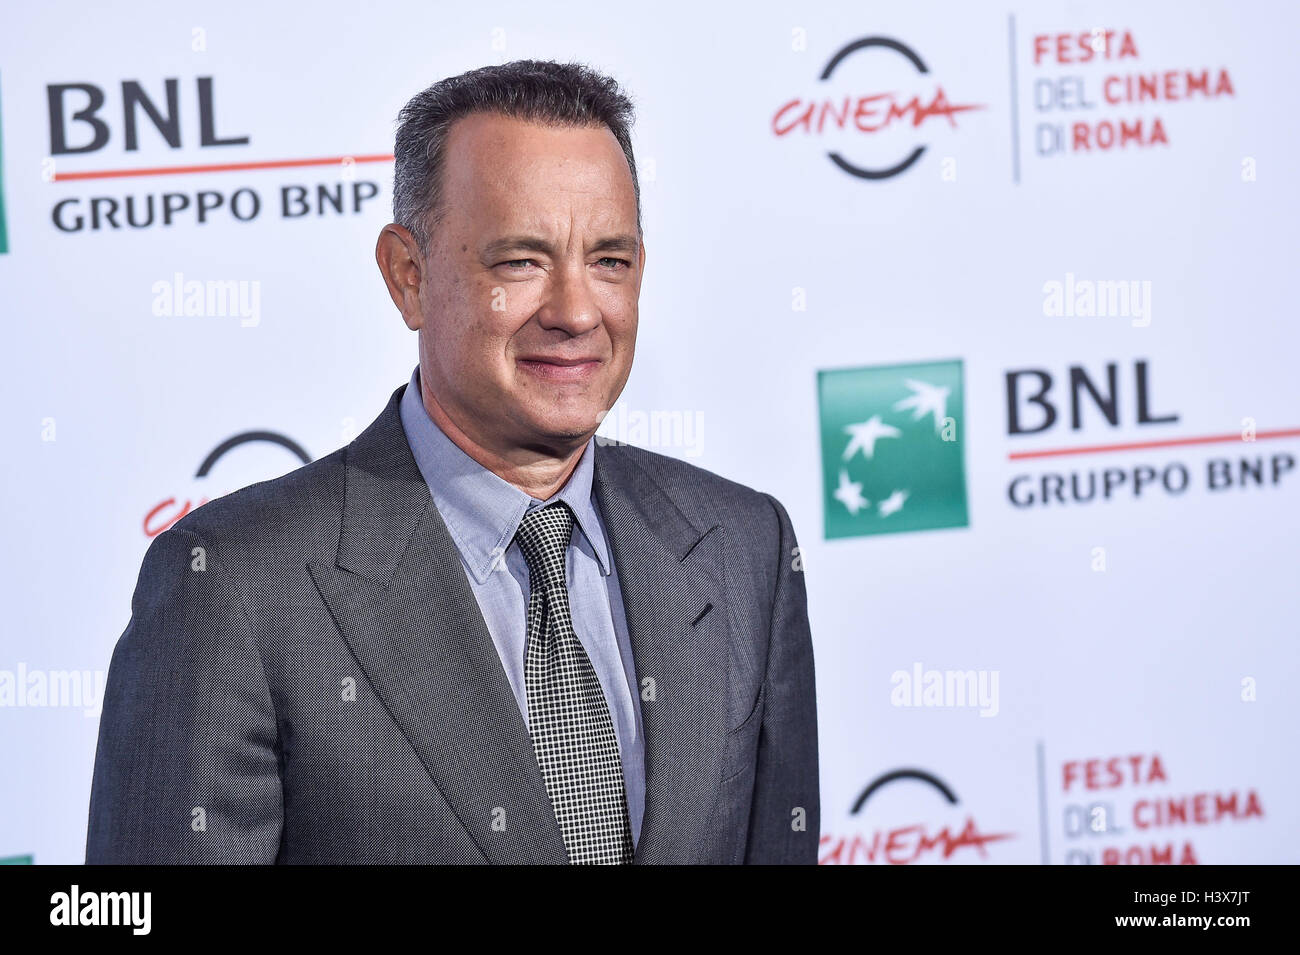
[410,112,643,456]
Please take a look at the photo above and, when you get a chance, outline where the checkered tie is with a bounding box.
[514,501,634,865]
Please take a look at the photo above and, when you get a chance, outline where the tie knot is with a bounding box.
[513,501,574,591]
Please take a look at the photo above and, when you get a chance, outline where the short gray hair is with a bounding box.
[392,59,641,252]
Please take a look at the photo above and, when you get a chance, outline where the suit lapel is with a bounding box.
[308,385,566,863]
[593,442,729,865]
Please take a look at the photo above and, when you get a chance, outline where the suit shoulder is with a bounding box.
[168,445,346,555]
[602,441,784,538]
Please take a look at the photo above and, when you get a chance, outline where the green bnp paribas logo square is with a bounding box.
[818,359,969,539]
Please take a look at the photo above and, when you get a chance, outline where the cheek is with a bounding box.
[479,274,542,327]
[607,303,638,351]
[444,279,530,360]
[593,284,636,327]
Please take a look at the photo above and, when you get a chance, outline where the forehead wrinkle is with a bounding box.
[445,122,638,256]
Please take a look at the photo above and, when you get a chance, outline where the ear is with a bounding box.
[375,224,426,330]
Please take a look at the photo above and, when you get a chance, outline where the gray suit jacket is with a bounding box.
[86,382,820,864]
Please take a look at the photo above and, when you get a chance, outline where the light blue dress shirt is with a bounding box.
[397,365,645,847]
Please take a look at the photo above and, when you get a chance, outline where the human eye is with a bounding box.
[596,257,631,271]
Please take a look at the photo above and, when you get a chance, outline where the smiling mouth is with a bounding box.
[517,357,602,382]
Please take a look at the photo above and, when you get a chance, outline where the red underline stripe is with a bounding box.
[1008,428,1300,460]
[52,153,394,182]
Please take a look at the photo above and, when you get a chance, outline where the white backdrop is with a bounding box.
[1,0,1296,864]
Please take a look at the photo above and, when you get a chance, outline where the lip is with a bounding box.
[517,356,602,382]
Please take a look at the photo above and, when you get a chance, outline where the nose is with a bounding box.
[535,259,602,336]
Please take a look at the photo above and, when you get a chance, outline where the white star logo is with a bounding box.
[833,469,869,515]
[842,415,901,461]
[893,378,949,434]
[878,489,909,517]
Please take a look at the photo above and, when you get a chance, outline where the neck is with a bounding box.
[419,380,587,500]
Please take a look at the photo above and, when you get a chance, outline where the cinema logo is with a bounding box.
[144,430,311,537]
[43,76,387,237]
[1059,753,1264,864]
[1006,359,1297,509]
[820,769,1015,864]
[773,36,985,180]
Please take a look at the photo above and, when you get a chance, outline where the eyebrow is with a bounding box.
[481,233,641,260]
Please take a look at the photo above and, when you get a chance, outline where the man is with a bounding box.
[86,60,819,864]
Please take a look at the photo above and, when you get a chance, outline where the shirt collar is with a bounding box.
[398,365,611,584]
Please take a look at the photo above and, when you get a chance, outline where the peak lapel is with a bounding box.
[308,385,567,864]
[593,443,731,865]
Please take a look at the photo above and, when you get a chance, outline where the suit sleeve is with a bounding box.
[744,493,821,864]
[86,525,283,863]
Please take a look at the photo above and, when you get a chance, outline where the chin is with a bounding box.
[547,422,598,443]
[529,410,600,445]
